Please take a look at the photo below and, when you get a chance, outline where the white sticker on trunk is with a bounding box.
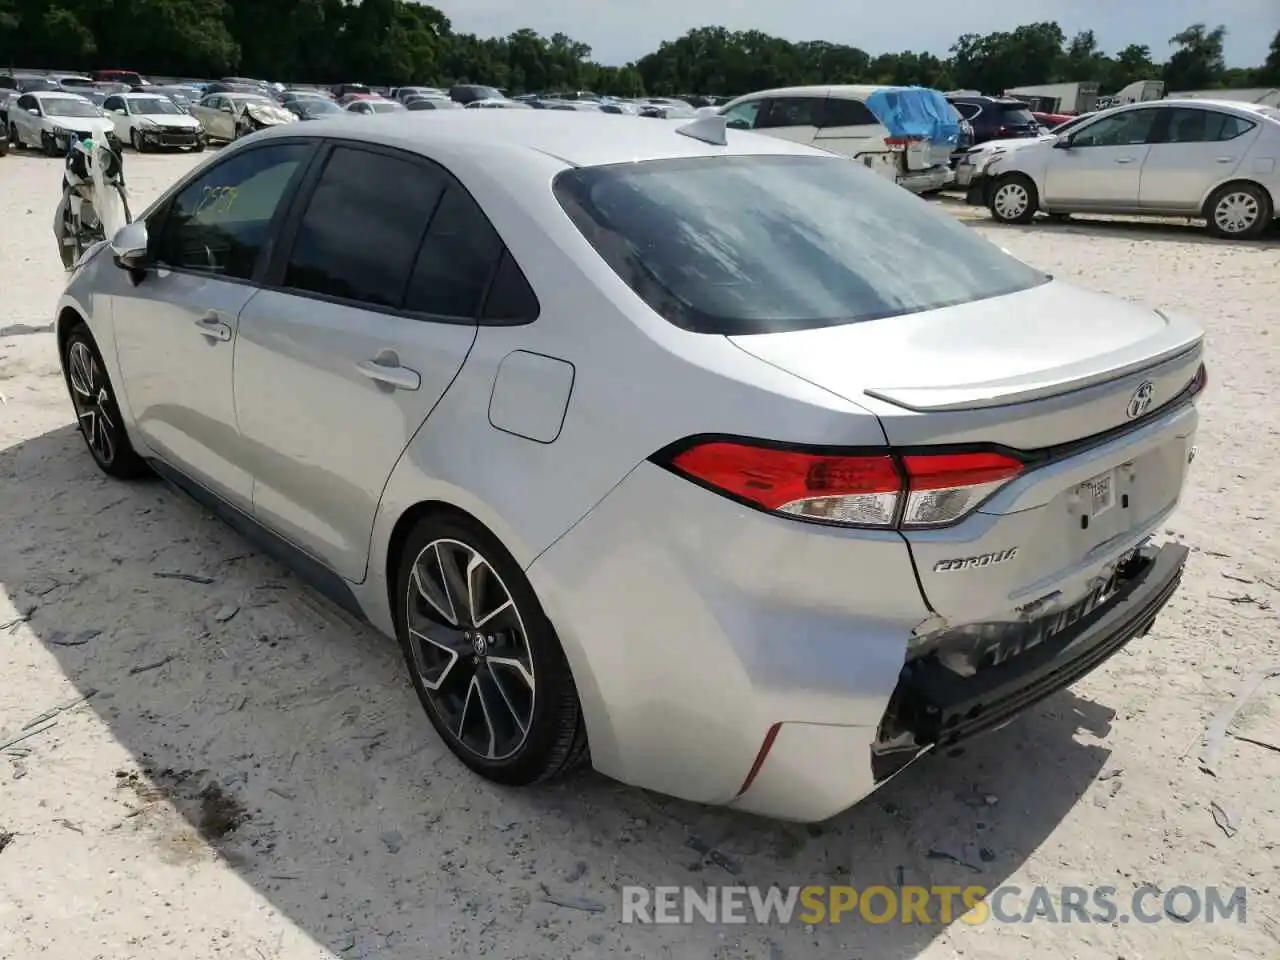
[1084,469,1116,518]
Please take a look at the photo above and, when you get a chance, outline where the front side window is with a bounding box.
[721,99,762,130]
[151,142,310,279]
[554,155,1049,335]
[104,96,123,112]
[1071,110,1157,147]
[281,146,447,308]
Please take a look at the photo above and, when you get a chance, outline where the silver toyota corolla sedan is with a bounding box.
[55,111,1206,822]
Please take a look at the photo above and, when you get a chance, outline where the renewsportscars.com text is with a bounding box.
[621,884,1248,926]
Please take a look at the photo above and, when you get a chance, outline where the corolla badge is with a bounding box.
[934,547,1019,573]
[1126,380,1155,419]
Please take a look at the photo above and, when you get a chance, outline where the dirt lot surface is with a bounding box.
[2,149,1279,959]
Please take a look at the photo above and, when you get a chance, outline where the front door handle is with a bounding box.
[1214,156,1235,163]
[195,313,232,342]
[1114,157,1135,164]
[356,358,421,391]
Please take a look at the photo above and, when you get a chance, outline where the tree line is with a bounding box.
[1,0,1278,98]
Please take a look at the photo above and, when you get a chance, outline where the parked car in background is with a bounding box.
[948,95,1040,145]
[51,73,96,91]
[57,111,1204,823]
[465,98,532,109]
[93,70,148,90]
[638,97,697,119]
[719,85,958,193]
[286,98,344,120]
[331,83,373,99]
[146,85,198,112]
[1033,111,1075,130]
[189,92,297,141]
[981,99,1280,238]
[449,84,506,105]
[346,98,407,115]
[7,91,116,154]
[104,92,205,152]
[391,86,446,103]
[404,96,462,111]
[956,111,1097,194]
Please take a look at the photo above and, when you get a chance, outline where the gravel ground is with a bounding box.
[1,150,1279,960]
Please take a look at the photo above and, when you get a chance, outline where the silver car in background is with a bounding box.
[55,112,1204,822]
[982,99,1280,238]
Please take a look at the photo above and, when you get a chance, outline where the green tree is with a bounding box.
[1163,23,1227,91]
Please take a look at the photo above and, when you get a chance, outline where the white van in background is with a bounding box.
[718,84,956,193]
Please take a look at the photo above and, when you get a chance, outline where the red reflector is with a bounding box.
[669,441,900,512]
[901,451,1024,491]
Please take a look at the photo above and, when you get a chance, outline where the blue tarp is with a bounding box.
[865,87,961,146]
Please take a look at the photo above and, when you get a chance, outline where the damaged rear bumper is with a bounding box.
[872,541,1188,780]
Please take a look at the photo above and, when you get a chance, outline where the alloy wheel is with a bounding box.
[1213,191,1260,235]
[404,538,537,761]
[66,340,116,466]
[992,182,1029,220]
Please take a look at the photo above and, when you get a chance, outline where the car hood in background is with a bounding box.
[242,102,296,124]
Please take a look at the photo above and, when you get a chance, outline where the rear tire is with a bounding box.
[394,512,588,786]
[988,173,1039,224]
[8,122,22,150]
[60,324,149,479]
[1205,182,1272,240]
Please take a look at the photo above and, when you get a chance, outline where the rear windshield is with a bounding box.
[999,104,1037,125]
[553,155,1048,335]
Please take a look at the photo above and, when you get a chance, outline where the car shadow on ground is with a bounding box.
[2,423,1119,959]
[932,194,1280,248]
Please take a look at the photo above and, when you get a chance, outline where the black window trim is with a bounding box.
[144,137,323,288]
[261,137,536,327]
[1148,106,1257,145]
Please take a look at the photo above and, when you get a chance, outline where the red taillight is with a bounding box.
[1189,362,1208,397]
[661,439,1024,529]
[883,135,924,151]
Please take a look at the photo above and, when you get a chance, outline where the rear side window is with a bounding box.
[554,155,1048,335]
[820,98,877,128]
[402,185,502,318]
[998,104,1036,125]
[480,249,540,324]
[282,146,446,308]
[756,97,825,129]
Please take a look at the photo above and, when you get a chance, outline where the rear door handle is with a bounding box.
[1114,157,1135,164]
[1215,156,1235,163]
[195,313,232,341]
[356,359,420,391]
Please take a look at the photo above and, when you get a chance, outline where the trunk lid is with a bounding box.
[730,280,1204,625]
[728,279,1202,449]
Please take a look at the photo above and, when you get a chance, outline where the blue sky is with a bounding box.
[429,1,1278,69]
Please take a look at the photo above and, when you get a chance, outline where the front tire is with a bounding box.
[988,173,1039,224]
[8,122,22,150]
[1205,182,1272,240]
[130,129,147,153]
[394,513,588,785]
[42,131,60,157]
[61,325,149,479]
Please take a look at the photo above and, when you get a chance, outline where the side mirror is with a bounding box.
[1052,134,1072,149]
[111,108,125,115]
[219,104,232,113]
[27,107,39,115]
[111,221,149,270]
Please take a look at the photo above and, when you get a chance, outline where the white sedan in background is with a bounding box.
[104,92,205,152]
[7,91,116,155]
[981,99,1280,239]
[345,98,407,115]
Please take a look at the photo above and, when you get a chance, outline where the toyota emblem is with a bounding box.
[1126,381,1155,419]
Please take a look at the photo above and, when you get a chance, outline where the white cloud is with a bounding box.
[427,0,1278,68]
